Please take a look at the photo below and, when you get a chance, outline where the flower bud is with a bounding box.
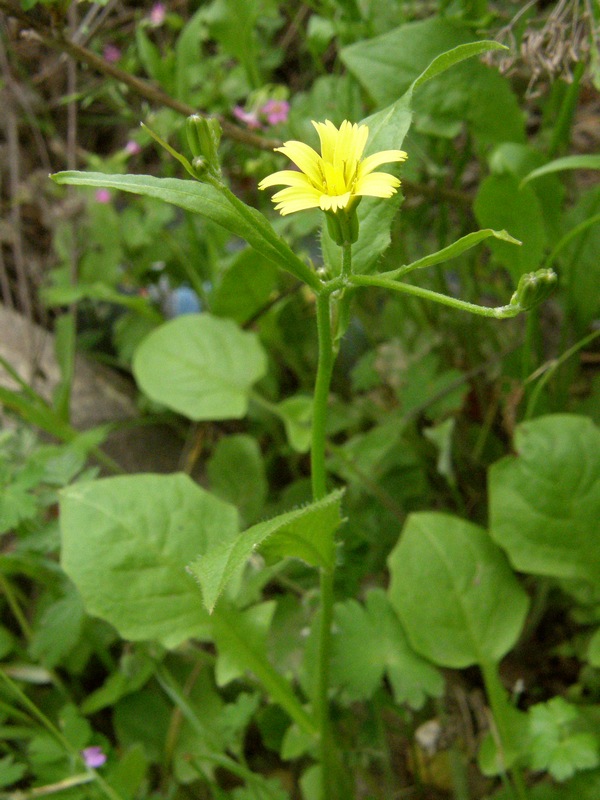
[186,115,222,176]
[510,268,557,311]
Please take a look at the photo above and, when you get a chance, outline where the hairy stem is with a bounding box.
[312,290,339,800]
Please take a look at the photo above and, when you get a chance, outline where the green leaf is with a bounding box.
[213,601,276,686]
[588,627,600,667]
[106,744,147,800]
[341,18,474,104]
[489,415,600,583]
[412,39,508,92]
[188,489,344,612]
[276,395,313,453]
[42,281,161,322]
[521,155,600,186]
[560,186,600,330]
[386,228,521,279]
[0,756,27,790]
[207,434,267,526]
[133,314,267,421]
[331,589,443,708]
[211,250,278,325]
[341,18,518,146]
[81,650,156,714]
[528,698,600,781]
[28,585,85,668]
[211,603,317,737]
[474,174,546,280]
[60,473,239,647]
[59,703,92,749]
[51,172,317,287]
[387,512,529,668]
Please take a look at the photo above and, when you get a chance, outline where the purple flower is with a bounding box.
[81,746,107,769]
[103,44,121,64]
[260,99,290,126]
[233,106,261,129]
[149,3,166,26]
[124,140,142,156]
[95,189,112,204]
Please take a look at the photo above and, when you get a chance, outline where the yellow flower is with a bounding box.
[258,119,407,217]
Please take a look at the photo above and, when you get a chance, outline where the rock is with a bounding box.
[0,304,185,473]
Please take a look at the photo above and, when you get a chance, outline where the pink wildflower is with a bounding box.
[261,99,290,126]
[124,140,142,156]
[149,3,166,26]
[103,44,121,64]
[233,106,261,129]
[81,746,107,769]
[95,189,112,204]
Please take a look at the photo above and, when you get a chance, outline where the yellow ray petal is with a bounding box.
[276,141,322,186]
[358,150,408,178]
[355,172,401,198]
[258,170,313,189]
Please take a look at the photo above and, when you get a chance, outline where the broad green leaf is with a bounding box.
[341,18,473,104]
[489,415,600,583]
[207,434,267,526]
[331,589,443,708]
[490,143,565,247]
[133,314,267,421]
[211,249,278,325]
[522,155,600,186]
[188,489,344,612]
[387,512,529,668]
[474,174,546,280]
[51,172,318,288]
[342,19,520,146]
[60,473,238,647]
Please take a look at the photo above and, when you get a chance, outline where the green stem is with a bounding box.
[0,575,32,641]
[340,241,352,281]
[312,291,338,800]
[480,661,528,800]
[348,274,521,318]
[311,293,335,501]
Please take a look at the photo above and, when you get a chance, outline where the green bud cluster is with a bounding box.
[186,115,222,180]
[510,268,558,311]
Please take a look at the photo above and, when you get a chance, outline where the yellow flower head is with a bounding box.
[258,119,407,217]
